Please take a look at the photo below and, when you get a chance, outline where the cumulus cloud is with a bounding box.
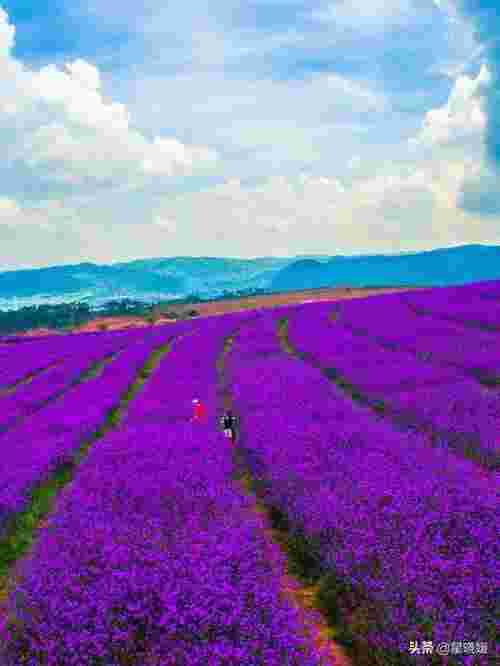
[0,6,14,54]
[0,7,218,197]
[404,49,500,224]
[410,64,491,148]
[457,1,500,172]
[64,59,101,91]
[154,174,347,243]
[147,163,496,257]
[143,53,500,256]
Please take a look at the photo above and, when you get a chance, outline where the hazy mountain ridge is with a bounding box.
[0,257,294,310]
[271,245,500,291]
[1,245,499,310]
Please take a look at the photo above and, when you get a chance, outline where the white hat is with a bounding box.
[192,399,199,404]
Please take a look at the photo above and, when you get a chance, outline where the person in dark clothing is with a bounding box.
[220,410,238,440]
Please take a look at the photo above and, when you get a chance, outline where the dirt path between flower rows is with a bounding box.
[216,329,352,666]
[278,312,499,479]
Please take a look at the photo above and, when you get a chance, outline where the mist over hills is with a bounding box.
[1,245,499,310]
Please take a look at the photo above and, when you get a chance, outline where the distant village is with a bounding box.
[0,288,273,335]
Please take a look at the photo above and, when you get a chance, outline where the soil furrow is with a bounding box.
[0,359,63,396]
[0,347,126,437]
[279,316,498,472]
[216,327,352,666]
[404,299,500,334]
[332,308,500,390]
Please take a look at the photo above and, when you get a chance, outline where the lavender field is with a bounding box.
[0,282,498,665]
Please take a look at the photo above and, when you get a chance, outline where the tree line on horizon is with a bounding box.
[0,287,273,334]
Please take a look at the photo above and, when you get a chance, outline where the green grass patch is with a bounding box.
[278,317,376,412]
[267,506,324,584]
[476,373,500,388]
[276,318,295,355]
[78,350,120,383]
[316,572,468,666]
[0,464,73,582]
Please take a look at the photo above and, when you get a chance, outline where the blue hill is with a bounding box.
[1,245,500,310]
[271,244,500,291]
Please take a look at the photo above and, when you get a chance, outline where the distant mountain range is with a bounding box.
[271,244,500,291]
[1,245,499,310]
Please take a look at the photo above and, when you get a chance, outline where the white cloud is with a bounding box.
[1,1,499,269]
[155,174,346,240]
[28,63,130,133]
[124,67,391,187]
[65,59,101,91]
[0,6,14,57]
[410,64,491,148]
[143,58,500,255]
[311,0,416,31]
[147,167,481,256]
[383,58,499,222]
[153,215,177,232]
[0,7,218,195]
[0,196,68,232]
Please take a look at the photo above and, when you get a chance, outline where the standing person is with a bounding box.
[220,410,238,440]
[191,398,207,422]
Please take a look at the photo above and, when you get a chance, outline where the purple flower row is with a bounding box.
[122,316,237,429]
[0,328,152,389]
[0,332,138,433]
[338,293,500,383]
[0,326,181,536]
[225,311,498,663]
[1,315,322,665]
[404,283,500,330]
[0,336,78,389]
[287,304,500,469]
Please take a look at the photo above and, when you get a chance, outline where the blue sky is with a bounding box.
[3,0,131,65]
[0,0,499,269]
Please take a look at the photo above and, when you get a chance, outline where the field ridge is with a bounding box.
[217,321,352,666]
[0,332,180,627]
[0,347,128,437]
[0,360,63,396]
[279,315,499,472]
[335,306,500,390]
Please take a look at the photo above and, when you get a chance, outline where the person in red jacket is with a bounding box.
[191,398,206,421]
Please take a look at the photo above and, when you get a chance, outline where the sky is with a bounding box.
[0,0,499,269]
